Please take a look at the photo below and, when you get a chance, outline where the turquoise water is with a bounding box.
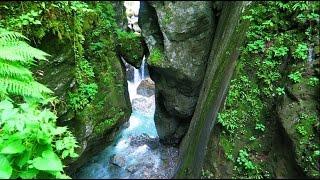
[76,60,161,179]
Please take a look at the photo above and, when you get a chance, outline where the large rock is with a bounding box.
[137,77,155,97]
[139,1,214,143]
[175,2,250,178]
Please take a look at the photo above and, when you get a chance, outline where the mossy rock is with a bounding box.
[117,31,145,68]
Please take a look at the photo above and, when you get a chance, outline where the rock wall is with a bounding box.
[174,2,249,178]
[139,1,215,144]
[29,2,134,174]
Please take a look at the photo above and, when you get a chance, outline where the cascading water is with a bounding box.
[141,57,145,79]
[75,57,178,179]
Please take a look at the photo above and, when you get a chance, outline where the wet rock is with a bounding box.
[132,97,155,115]
[129,134,160,150]
[137,77,155,97]
[125,62,135,82]
[110,154,126,168]
[126,164,138,174]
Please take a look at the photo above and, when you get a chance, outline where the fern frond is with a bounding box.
[0,78,53,99]
[0,28,53,100]
[0,39,49,62]
[0,28,50,62]
[0,59,33,81]
[0,28,29,41]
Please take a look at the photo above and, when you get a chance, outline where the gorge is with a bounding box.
[0,1,318,179]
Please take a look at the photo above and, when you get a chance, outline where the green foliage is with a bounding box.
[0,28,78,179]
[293,43,308,61]
[275,87,285,96]
[217,110,238,134]
[0,28,52,100]
[236,150,256,171]
[247,40,265,53]
[294,112,320,177]
[0,100,78,179]
[249,136,256,141]
[288,71,302,83]
[149,48,164,66]
[201,169,214,179]
[116,29,142,61]
[217,1,319,178]
[68,83,98,111]
[308,77,319,87]
[296,126,307,136]
[255,123,265,132]
[95,108,125,134]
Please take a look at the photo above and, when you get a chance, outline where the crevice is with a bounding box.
[138,1,165,54]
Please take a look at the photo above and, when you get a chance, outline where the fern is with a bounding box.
[0,28,52,99]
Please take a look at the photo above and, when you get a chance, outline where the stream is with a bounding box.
[75,58,178,179]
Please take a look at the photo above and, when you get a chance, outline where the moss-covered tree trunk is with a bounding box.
[174,1,250,178]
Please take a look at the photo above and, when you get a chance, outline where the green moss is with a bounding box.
[219,133,235,160]
[149,48,164,66]
[116,30,144,66]
[294,112,320,177]
[163,12,172,25]
[95,109,125,135]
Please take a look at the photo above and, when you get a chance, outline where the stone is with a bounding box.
[125,61,135,82]
[137,77,155,97]
[110,154,126,168]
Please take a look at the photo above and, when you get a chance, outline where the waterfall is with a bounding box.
[141,57,145,79]
[133,66,141,84]
[308,46,314,62]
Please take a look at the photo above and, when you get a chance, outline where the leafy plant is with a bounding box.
[249,136,256,141]
[255,123,265,132]
[236,150,256,171]
[293,43,308,61]
[308,77,319,87]
[68,83,98,111]
[296,125,308,136]
[247,40,265,53]
[288,71,302,83]
[0,100,78,179]
[276,87,285,96]
[217,110,238,134]
[0,28,52,100]
[0,29,78,179]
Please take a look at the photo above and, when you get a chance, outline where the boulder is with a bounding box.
[137,77,155,97]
